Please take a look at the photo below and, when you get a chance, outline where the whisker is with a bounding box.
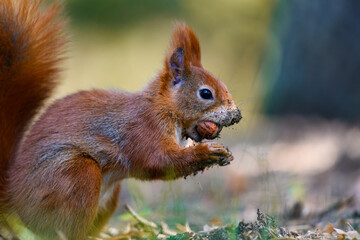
[237,95,259,107]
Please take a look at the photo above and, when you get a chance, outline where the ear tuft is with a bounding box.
[165,23,202,71]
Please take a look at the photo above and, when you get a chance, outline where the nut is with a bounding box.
[196,121,218,138]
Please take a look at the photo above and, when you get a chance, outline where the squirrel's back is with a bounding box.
[0,0,66,197]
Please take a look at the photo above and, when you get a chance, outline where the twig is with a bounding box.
[124,204,177,236]
[124,204,158,229]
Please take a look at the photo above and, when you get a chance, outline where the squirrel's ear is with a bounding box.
[169,47,184,85]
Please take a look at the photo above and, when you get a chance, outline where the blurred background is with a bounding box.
[57,0,360,231]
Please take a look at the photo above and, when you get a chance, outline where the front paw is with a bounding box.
[203,141,234,166]
[183,142,233,178]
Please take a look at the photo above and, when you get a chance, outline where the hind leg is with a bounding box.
[7,156,102,240]
[89,183,121,237]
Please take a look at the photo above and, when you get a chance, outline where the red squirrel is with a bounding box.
[0,0,241,239]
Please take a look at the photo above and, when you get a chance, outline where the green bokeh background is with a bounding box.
[57,0,275,134]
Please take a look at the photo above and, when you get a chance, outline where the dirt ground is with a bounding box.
[114,116,360,238]
[2,117,358,239]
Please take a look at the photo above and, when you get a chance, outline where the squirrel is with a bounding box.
[0,0,241,239]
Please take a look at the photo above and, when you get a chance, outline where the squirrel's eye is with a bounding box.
[199,89,213,100]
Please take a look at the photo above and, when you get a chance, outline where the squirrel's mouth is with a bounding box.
[195,121,221,140]
[184,121,222,143]
[185,108,242,143]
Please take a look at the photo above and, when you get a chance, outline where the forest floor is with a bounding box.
[1,117,360,240]
[95,118,360,240]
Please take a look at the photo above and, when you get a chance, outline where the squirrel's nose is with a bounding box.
[231,108,242,125]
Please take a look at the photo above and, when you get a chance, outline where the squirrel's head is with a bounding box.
[163,23,242,142]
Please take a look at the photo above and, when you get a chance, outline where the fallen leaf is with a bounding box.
[323,222,335,234]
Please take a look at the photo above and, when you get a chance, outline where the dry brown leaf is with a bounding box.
[323,222,335,234]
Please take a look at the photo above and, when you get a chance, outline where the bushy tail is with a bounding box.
[0,0,66,195]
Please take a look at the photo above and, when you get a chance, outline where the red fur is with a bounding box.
[0,0,66,202]
[165,23,202,69]
[0,1,241,239]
